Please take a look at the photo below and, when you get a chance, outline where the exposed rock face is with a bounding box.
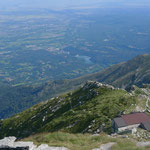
[0,137,16,147]
[82,81,115,91]
[0,137,69,150]
[0,137,35,150]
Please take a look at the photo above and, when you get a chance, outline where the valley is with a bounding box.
[1,54,150,119]
[1,1,150,149]
[0,6,150,85]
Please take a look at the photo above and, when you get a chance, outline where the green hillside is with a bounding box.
[76,54,150,89]
[0,79,86,119]
[1,54,150,120]
[0,81,137,139]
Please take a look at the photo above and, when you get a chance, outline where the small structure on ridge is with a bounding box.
[112,112,150,133]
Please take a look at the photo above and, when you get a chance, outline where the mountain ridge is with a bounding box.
[0,81,137,139]
[0,54,150,119]
[1,80,150,140]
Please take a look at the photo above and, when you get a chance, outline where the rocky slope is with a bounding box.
[0,136,69,150]
[0,81,138,139]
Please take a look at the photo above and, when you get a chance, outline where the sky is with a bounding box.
[0,0,150,10]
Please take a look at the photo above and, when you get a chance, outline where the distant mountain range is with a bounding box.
[0,54,150,119]
[84,54,150,89]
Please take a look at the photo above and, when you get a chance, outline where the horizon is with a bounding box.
[0,0,150,10]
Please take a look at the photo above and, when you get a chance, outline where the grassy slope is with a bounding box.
[0,82,137,139]
[0,79,84,119]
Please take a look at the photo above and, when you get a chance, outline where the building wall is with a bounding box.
[111,120,118,133]
[118,124,140,133]
[112,120,141,133]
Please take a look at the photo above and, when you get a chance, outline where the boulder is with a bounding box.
[0,137,69,150]
[0,137,16,147]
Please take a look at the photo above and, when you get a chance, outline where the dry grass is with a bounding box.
[23,132,116,150]
[23,132,150,150]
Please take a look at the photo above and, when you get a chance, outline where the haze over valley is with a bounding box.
[0,0,150,85]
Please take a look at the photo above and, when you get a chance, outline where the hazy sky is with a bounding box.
[0,0,150,9]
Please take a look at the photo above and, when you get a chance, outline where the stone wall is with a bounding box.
[118,124,140,133]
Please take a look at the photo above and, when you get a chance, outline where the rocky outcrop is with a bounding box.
[0,137,69,150]
[82,81,115,91]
